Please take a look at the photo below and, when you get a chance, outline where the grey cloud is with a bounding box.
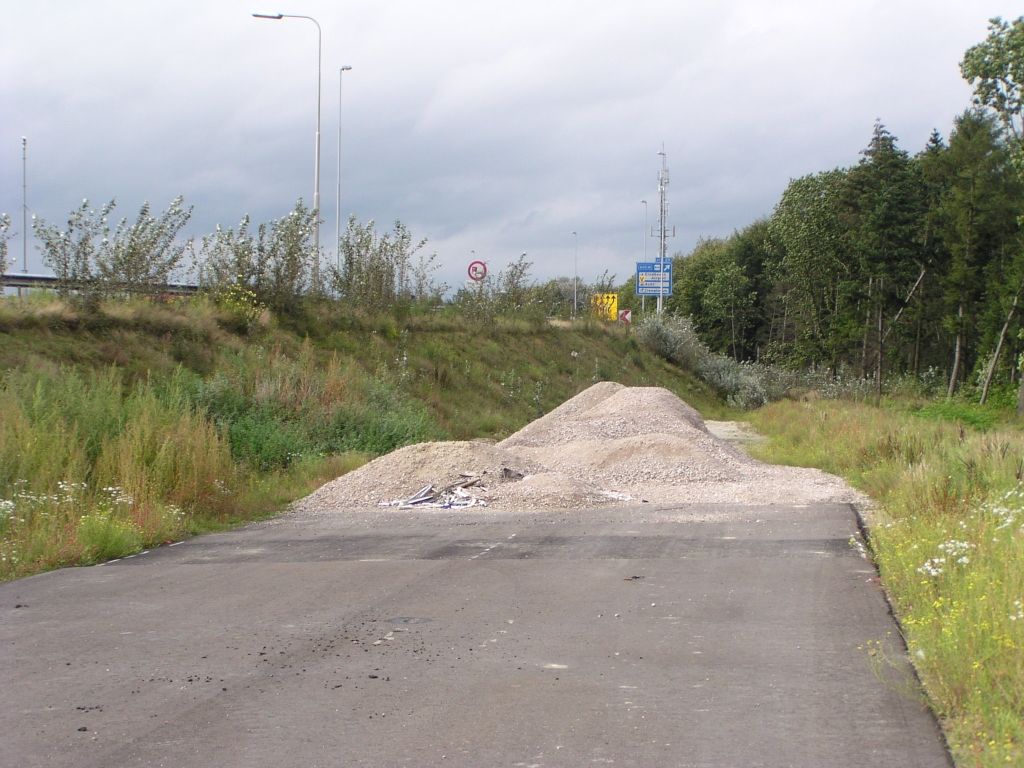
[1,0,1018,289]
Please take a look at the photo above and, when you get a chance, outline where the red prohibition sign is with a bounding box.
[468,260,487,281]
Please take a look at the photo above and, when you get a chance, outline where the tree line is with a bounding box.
[662,17,1024,407]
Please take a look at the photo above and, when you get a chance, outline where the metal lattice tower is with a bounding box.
[654,146,674,313]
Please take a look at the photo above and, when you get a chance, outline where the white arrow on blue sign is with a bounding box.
[635,260,673,297]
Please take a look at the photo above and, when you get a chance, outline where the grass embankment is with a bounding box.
[0,294,724,581]
[748,399,1024,768]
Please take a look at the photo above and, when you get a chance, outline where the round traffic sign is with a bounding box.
[468,260,487,281]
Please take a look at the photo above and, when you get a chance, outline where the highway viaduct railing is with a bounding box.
[2,273,199,295]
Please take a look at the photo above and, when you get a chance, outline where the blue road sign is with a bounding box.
[636,260,673,297]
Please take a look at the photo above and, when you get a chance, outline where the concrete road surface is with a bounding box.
[1,502,952,767]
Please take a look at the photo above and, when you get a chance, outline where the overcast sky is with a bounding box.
[1,0,1020,289]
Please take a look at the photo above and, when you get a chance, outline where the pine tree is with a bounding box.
[934,111,1018,396]
[843,123,926,392]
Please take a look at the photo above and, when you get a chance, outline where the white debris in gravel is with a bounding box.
[298,441,547,508]
[294,382,863,514]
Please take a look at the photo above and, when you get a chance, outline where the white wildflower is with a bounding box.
[1010,600,1023,622]
[937,539,974,557]
[917,557,946,577]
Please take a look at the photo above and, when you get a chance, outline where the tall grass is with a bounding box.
[0,348,428,579]
[748,400,1024,767]
[185,343,439,470]
[0,367,238,575]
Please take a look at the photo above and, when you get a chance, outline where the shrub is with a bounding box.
[0,213,11,274]
[327,217,446,313]
[636,313,883,409]
[636,314,769,408]
[197,201,318,315]
[33,198,192,306]
[213,283,266,335]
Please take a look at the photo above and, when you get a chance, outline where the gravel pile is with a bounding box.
[521,433,742,487]
[298,441,547,507]
[488,472,627,509]
[497,383,708,448]
[294,382,862,514]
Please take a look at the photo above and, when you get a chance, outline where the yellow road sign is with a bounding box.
[591,293,618,321]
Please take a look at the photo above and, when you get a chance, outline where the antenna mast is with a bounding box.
[654,146,674,313]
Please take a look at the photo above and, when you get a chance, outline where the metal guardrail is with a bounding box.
[2,273,199,295]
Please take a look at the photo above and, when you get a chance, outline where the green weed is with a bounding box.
[913,400,1001,431]
[77,510,145,562]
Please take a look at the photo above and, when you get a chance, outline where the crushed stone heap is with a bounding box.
[299,441,547,508]
[294,382,861,514]
[497,382,708,448]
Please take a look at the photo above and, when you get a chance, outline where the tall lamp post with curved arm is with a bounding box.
[335,65,352,271]
[570,231,578,320]
[253,12,324,269]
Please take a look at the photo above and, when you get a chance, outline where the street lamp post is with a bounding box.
[335,65,352,272]
[22,137,28,276]
[570,231,578,320]
[253,12,323,276]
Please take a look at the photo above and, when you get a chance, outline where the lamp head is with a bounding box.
[252,13,284,19]
[341,65,353,71]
